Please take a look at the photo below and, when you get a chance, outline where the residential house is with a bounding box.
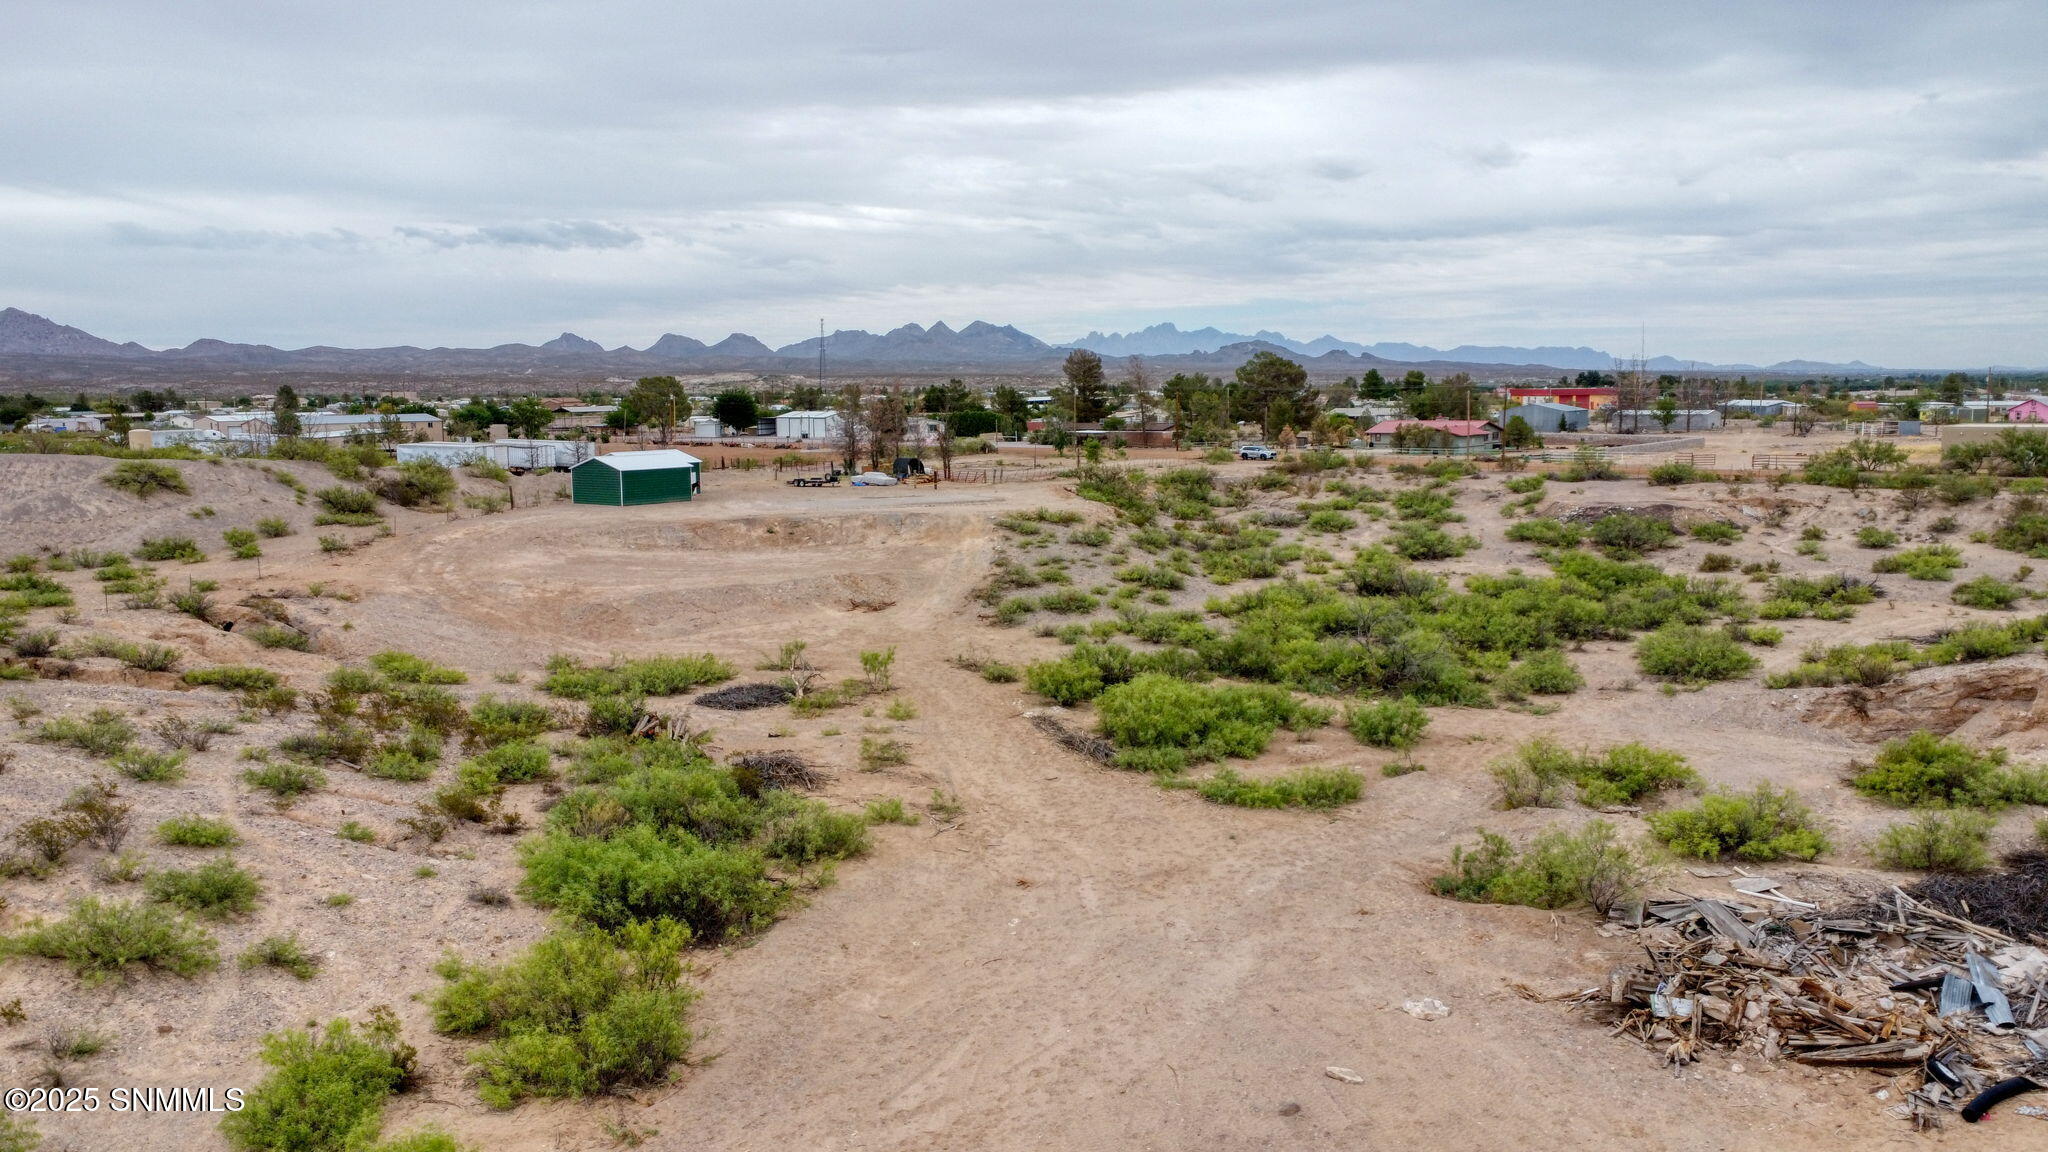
[1363,419,1502,454]
[1502,386,1618,410]
[547,404,618,434]
[2006,399,2048,424]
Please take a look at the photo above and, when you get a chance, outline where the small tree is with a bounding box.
[626,377,691,444]
[1652,396,1679,433]
[711,390,758,433]
[273,385,302,439]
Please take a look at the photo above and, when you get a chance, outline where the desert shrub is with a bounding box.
[1689,521,1743,544]
[36,707,138,757]
[1036,588,1099,614]
[220,1010,416,1152]
[465,696,556,749]
[521,805,787,929]
[1873,810,1995,872]
[857,736,909,771]
[247,624,311,651]
[369,651,467,685]
[243,759,327,804]
[1764,640,1919,688]
[1742,624,1784,646]
[9,627,58,657]
[146,857,261,919]
[431,922,695,1109]
[1873,544,1963,580]
[1388,522,1475,560]
[763,806,870,865]
[363,748,436,782]
[1588,513,1675,556]
[374,460,456,509]
[978,661,1019,683]
[1635,624,1757,683]
[1757,573,1880,620]
[1646,784,1829,861]
[1490,737,1693,808]
[103,460,189,499]
[136,535,206,563]
[1345,697,1428,749]
[314,486,379,516]
[467,741,552,785]
[1646,462,1701,486]
[1304,509,1355,534]
[1498,650,1584,698]
[1856,526,1899,549]
[1194,765,1363,809]
[0,572,74,610]
[183,664,282,691]
[1094,674,1317,761]
[1504,518,1584,548]
[1952,575,2023,610]
[863,798,919,825]
[1848,730,2048,808]
[540,653,734,699]
[157,815,239,847]
[114,746,189,783]
[4,897,217,984]
[240,933,321,980]
[256,517,294,538]
[1431,821,1644,913]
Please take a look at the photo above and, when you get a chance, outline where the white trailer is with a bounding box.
[395,442,492,467]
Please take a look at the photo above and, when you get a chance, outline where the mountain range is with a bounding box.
[0,307,1975,384]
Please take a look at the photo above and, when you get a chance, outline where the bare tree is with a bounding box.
[834,382,866,473]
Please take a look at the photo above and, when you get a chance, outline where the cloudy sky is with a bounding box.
[5,1,2044,366]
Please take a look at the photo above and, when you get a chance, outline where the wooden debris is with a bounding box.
[1028,711,1115,764]
[1586,887,2047,1126]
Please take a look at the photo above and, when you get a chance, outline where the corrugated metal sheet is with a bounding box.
[571,460,624,505]
[621,463,695,504]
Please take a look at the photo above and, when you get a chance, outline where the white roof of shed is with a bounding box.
[776,409,840,420]
[581,449,703,471]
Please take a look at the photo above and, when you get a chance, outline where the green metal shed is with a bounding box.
[571,449,702,506]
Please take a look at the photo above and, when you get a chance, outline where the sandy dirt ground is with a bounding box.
[2,451,2046,1150]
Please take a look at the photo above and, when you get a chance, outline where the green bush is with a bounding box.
[1588,513,1675,556]
[431,922,695,1109]
[369,651,467,684]
[220,1011,416,1152]
[1094,674,1318,761]
[256,517,294,538]
[1431,821,1644,913]
[1856,526,1899,549]
[103,460,189,499]
[1504,518,1584,548]
[1389,523,1475,560]
[1873,544,1963,580]
[4,898,218,984]
[763,806,870,865]
[243,760,327,804]
[1689,521,1742,544]
[1647,784,1829,861]
[1847,730,2048,808]
[1498,650,1584,698]
[146,857,261,919]
[314,486,379,516]
[1304,509,1355,534]
[1952,575,2023,610]
[1873,810,1995,872]
[36,708,137,756]
[1646,462,1702,486]
[374,460,456,509]
[183,665,282,691]
[1037,588,1100,614]
[540,653,735,699]
[1490,737,1695,808]
[240,933,321,979]
[1635,625,1758,683]
[157,815,239,847]
[114,747,189,783]
[465,696,556,748]
[1194,766,1363,809]
[247,624,312,651]
[863,797,919,825]
[136,535,206,563]
[1345,697,1428,749]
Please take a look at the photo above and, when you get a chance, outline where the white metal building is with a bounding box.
[774,410,843,440]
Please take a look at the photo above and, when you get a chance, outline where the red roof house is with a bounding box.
[1364,419,1502,455]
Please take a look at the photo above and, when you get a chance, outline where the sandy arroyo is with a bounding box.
[3,456,2045,1150]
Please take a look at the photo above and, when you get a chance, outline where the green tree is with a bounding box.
[991,385,1031,437]
[272,384,302,439]
[1060,349,1110,422]
[1502,415,1538,448]
[625,377,691,443]
[1361,368,1394,400]
[1233,350,1314,438]
[505,397,554,439]
[921,380,970,415]
[1652,395,1679,432]
[711,390,759,432]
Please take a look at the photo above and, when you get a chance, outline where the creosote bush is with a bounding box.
[431,921,696,1109]
[1431,821,1645,914]
[145,857,261,919]
[1847,730,2048,808]
[1646,784,1829,861]
[1193,765,1362,809]
[1093,673,1324,763]
[1635,624,1758,683]
[157,814,239,847]
[541,653,734,699]
[1491,737,1695,809]
[220,1009,417,1152]
[1345,697,1428,750]
[4,898,218,984]
[103,460,189,499]
[1873,811,1995,872]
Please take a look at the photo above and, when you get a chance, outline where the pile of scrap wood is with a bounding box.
[1582,884,2048,1126]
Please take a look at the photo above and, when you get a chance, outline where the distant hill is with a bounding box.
[0,307,1992,384]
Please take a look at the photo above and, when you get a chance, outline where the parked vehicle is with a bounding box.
[1236,444,1277,460]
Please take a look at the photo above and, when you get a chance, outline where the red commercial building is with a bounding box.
[1501,387,1618,410]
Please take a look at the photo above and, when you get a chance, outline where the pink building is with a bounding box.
[2005,399,2048,424]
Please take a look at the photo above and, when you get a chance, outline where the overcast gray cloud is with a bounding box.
[2,0,2043,365]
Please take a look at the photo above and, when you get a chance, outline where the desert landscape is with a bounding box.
[4,432,2048,1150]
